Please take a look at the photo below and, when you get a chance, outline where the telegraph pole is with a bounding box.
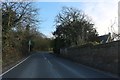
[118,1,120,39]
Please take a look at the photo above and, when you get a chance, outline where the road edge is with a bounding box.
[0,55,30,77]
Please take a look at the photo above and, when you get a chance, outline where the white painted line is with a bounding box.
[44,57,47,60]
[46,57,61,78]
[47,60,51,64]
[43,54,52,65]
[0,56,30,77]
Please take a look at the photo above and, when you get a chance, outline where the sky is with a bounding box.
[32,0,119,38]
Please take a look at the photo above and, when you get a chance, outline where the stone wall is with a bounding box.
[60,40,120,74]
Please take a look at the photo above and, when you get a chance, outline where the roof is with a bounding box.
[98,33,111,44]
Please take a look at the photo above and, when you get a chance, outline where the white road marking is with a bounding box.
[47,60,51,64]
[0,56,30,77]
[42,54,47,60]
[44,57,47,60]
[43,54,61,78]
[46,58,61,78]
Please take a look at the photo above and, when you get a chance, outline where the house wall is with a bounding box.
[60,40,120,74]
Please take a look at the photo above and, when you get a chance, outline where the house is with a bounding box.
[98,33,111,44]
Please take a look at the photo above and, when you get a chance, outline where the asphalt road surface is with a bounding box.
[2,52,119,78]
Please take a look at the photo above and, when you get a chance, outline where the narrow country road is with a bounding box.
[1,52,119,78]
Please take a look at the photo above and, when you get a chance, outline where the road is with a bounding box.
[1,52,119,78]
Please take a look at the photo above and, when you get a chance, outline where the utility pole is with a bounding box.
[118,1,120,40]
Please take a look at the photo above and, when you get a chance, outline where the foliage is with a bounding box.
[2,2,40,67]
[32,32,53,51]
[53,7,98,54]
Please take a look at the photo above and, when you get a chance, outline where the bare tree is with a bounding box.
[2,2,40,68]
[53,7,98,53]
